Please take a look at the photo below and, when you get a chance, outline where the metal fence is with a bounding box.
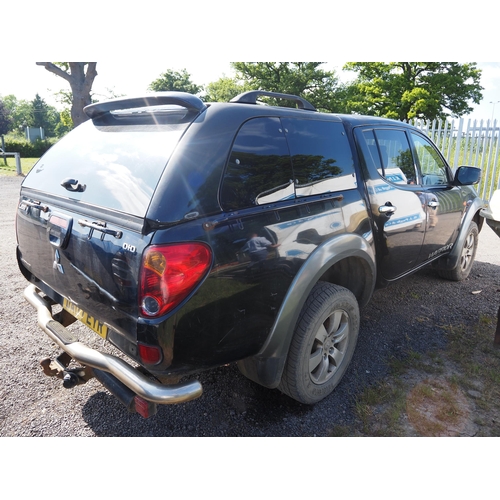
[409,118,500,201]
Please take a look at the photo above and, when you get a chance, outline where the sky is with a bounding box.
[2,61,500,122]
[3,0,500,124]
[0,58,500,121]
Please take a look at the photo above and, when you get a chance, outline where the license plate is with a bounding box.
[63,298,108,339]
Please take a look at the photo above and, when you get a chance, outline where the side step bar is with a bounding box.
[24,284,203,405]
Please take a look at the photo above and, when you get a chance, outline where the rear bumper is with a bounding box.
[24,284,203,405]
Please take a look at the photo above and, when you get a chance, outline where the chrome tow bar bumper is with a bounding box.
[24,284,203,405]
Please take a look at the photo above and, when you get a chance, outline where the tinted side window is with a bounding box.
[411,132,449,185]
[359,129,383,171]
[374,129,417,184]
[220,117,294,210]
[282,119,357,196]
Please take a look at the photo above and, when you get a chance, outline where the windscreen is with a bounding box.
[22,114,192,217]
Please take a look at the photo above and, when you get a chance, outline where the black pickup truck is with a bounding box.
[16,91,484,418]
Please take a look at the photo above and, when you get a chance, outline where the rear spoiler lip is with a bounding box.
[84,92,207,120]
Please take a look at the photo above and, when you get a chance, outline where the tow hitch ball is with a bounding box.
[62,371,80,389]
[40,354,91,388]
[39,355,158,418]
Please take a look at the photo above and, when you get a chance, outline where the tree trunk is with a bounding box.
[36,62,98,127]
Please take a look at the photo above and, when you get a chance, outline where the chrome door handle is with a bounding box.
[379,203,396,215]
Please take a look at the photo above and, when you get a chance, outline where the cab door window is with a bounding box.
[221,117,294,210]
[410,132,450,185]
[373,129,418,184]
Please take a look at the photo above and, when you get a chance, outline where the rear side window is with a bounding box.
[282,119,356,196]
[220,117,294,210]
[220,117,356,210]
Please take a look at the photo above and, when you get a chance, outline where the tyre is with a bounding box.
[278,282,360,404]
[438,221,478,281]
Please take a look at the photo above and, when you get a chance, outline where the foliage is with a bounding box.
[203,76,253,102]
[1,94,63,137]
[55,109,73,137]
[148,69,203,94]
[2,95,31,133]
[0,97,13,135]
[230,62,342,112]
[3,136,56,157]
[343,62,483,121]
[30,94,60,136]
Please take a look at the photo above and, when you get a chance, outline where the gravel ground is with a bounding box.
[1,174,499,437]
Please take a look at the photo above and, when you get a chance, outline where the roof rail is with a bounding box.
[230,91,316,111]
[84,92,206,119]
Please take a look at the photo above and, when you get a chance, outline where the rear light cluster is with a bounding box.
[139,242,212,318]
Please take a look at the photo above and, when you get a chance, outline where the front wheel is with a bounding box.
[438,221,478,281]
[278,282,360,405]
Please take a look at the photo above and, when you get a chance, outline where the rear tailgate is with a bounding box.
[16,101,198,347]
[17,193,149,342]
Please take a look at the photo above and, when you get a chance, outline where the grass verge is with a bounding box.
[330,313,500,436]
[0,157,39,176]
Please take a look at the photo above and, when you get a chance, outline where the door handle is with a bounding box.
[61,178,86,192]
[379,203,396,215]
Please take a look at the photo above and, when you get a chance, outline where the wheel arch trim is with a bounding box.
[237,233,376,388]
[436,196,485,271]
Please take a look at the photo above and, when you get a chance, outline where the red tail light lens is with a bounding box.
[137,342,163,365]
[139,243,212,317]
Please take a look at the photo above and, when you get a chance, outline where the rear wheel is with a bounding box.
[278,282,360,404]
[438,221,478,281]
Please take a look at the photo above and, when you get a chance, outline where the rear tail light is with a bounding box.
[139,242,212,318]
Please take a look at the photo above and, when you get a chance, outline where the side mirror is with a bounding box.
[454,166,481,186]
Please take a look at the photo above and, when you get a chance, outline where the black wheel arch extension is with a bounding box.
[237,233,376,389]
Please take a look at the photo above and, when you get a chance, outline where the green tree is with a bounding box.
[0,97,13,136]
[203,76,253,102]
[148,69,202,94]
[2,95,31,134]
[55,108,73,137]
[36,62,98,127]
[231,62,341,112]
[343,62,483,121]
[30,94,60,136]
[2,94,60,137]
